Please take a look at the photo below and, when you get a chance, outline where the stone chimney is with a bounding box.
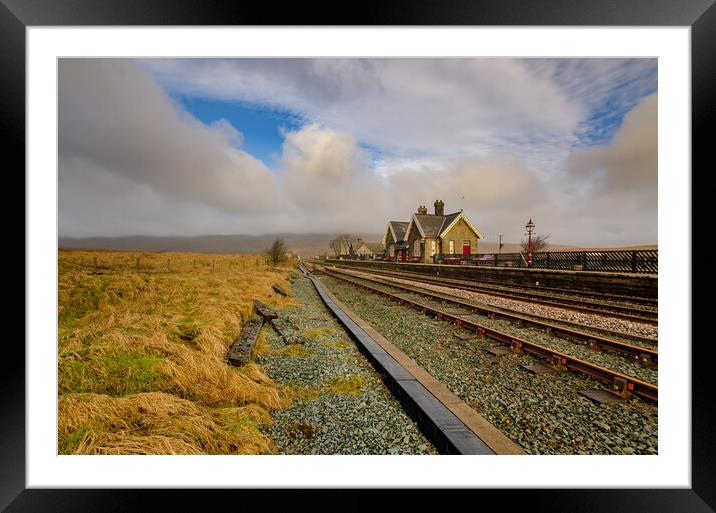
[417,205,428,215]
[434,199,445,216]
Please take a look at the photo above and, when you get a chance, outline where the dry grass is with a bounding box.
[58,393,275,455]
[58,249,296,455]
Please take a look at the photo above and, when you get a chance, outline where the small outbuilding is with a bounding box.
[354,241,386,260]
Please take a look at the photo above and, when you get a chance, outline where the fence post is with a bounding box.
[93,256,98,272]
[582,252,587,271]
[546,252,550,269]
[631,251,637,273]
[136,257,140,271]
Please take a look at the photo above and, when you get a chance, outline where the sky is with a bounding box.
[58,58,658,246]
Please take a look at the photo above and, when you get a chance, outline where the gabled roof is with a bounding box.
[383,221,409,245]
[439,211,482,239]
[412,214,446,238]
[439,212,461,233]
[407,210,482,240]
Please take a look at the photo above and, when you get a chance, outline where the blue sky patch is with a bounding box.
[175,96,306,169]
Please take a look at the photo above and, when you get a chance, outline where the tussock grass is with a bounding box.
[58,249,296,454]
[58,393,275,455]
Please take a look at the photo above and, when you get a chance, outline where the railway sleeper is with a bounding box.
[325,271,658,402]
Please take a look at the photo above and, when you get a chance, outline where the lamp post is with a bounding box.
[525,219,535,267]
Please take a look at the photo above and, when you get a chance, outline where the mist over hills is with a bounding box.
[59,233,381,257]
[59,233,651,257]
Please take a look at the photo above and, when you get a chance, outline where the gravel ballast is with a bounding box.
[319,276,658,455]
[256,275,438,455]
[338,268,658,341]
[326,272,658,385]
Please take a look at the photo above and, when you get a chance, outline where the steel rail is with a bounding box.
[320,269,658,403]
[326,262,658,325]
[330,267,657,347]
[325,267,658,361]
[321,259,658,307]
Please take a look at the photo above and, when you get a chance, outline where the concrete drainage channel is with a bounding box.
[299,265,524,455]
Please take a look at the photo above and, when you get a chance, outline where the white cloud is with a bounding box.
[59,59,657,247]
[59,59,279,217]
[143,58,586,165]
[567,93,658,192]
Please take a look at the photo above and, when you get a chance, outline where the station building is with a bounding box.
[382,200,482,263]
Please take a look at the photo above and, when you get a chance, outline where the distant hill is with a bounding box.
[59,233,384,257]
[59,234,656,257]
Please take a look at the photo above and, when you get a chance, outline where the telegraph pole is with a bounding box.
[498,234,503,255]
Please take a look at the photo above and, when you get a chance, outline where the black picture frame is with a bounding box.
[3,0,713,511]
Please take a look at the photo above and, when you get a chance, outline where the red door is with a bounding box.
[462,241,470,255]
[399,249,407,262]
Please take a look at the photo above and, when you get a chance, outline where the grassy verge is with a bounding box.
[58,249,296,454]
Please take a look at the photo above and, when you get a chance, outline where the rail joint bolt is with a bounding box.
[613,377,634,398]
[549,354,568,371]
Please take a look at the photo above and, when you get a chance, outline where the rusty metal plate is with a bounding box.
[578,389,625,405]
[521,363,556,375]
[486,347,512,356]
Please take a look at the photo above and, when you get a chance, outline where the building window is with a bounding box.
[449,240,455,254]
[413,238,421,257]
[431,240,436,256]
[389,245,394,257]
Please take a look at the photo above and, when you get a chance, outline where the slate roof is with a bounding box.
[410,211,482,239]
[388,221,409,242]
[413,214,446,237]
[440,211,482,238]
[440,212,461,233]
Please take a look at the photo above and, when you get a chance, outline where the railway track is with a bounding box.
[324,260,658,306]
[327,266,657,348]
[327,262,658,325]
[319,268,658,403]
